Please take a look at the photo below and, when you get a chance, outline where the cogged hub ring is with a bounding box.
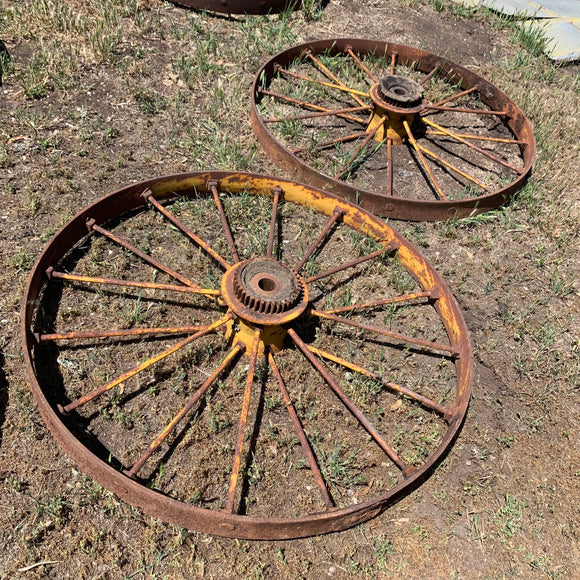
[234,259,301,314]
[221,258,308,326]
[378,76,424,108]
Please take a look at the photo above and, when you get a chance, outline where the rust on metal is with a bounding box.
[22,171,473,540]
[168,0,299,15]
[251,39,536,221]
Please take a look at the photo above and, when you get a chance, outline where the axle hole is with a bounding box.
[258,277,277,292]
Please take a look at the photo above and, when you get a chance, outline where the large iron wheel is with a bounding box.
[251,39,535,221]
[168,0,299,14]
[22,172,472,539]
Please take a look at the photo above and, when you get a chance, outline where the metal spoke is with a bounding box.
[386,138,394,197]
[207,180,240,263]
[258,87,368,125]
[334,116,387,179]
[305,51,368,108]
[46,269,220,297]
[304,246,395,285]
[276,66,370,99]
[291,132,367,155]
[390,52,397,76]
[425,130,526,145]
[422,118,523,174]
[88,220,202,290]
[38,325,206,342]
[422,105,506,116]
[403,120,448,200]
[294,208,344,273]
[264,105,372,124]
[416,143,491,191]
[345,46,378,84]
[142,189,231,270]
[124,343,244,479]
[310,308,458,357]
[320,290,433,315]
[308,346,450,419]
[288,328,414,477]
[419,66,438,86]
[268,351,334,510]
[431,86,478,107]
[58,312,233,415]
[225,326,261,513]
[267,186,281,259]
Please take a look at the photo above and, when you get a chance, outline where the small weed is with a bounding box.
[12,249,36,273]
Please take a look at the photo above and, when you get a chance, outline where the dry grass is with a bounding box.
[0,0,579,578]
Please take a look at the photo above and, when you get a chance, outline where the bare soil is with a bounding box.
[0,0,579,579]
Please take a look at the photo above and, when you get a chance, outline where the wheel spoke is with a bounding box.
[207,179,240,263]
[276,66,370,99]
[266,186,281,259]
[305,51,368,107]
[294,208,344,273]
[390,52,397,76]
[319,290,433,315]
[386,138,394,197]
[345,45,378,84]
[225,326,261,513]
[419,66,438,86]
[258,87,368,125]
[308,346,450,419]
[422,105,506,116]
[431,86,478,107]
[422,118,523,174]
[264,105,372,123]
[46,269,220,297]
[304,245,396,285]
[38,325,206,342]
[268,351,334,510]
[58,312,234,415]
[334,116,388,180]
[425,130,526,145]
[88,220,203,290]
[142,189,231,270]
[310,308,458,357]
[403,120,448,200]
[291,132,367,155]
[288,328,414,477]
[416,143,491,191]
[124,343,245,479]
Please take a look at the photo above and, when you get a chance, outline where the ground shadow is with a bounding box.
[0,349,8,447]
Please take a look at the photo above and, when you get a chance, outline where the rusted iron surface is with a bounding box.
[168,0,299,14]
[22,171,473,539]
[251,39,536,222]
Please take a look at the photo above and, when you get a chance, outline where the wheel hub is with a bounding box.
[234,259,301,314]
[221,258,308,326]
[368,75,425,145]
[377,76,424,108]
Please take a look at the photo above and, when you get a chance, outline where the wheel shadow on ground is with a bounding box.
[0,349,8,448]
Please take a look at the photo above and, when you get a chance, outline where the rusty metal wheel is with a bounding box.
[168,0,299,14]
[251,39,536,221]
[22,172,472,539]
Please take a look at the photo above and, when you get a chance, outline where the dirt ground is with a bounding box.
[0,0,579,578]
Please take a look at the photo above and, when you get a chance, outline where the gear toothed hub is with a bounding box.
[222,258,308,325]
[234,259,302,314]
[378,75,424,108]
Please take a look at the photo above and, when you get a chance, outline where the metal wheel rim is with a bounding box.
[168,0,300,14]
[22,171,473,539]
[251,39,536,221]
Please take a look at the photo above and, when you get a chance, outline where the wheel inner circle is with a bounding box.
[221,258,308,327]
[236,259,301,314]
[378,75,424,108]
